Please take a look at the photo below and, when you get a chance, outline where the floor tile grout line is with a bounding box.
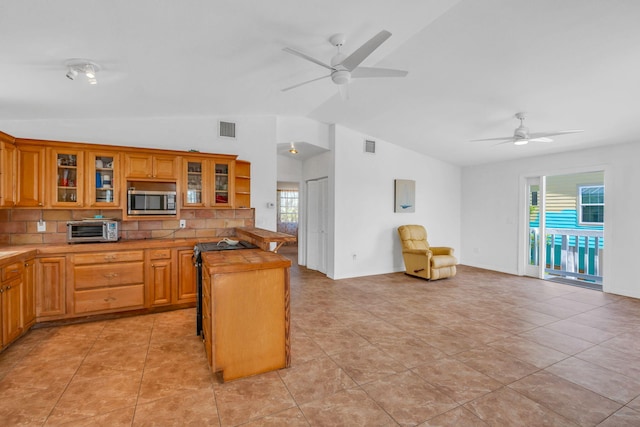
[41,321,108,426]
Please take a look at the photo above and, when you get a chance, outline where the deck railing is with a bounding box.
[530,227,603,284]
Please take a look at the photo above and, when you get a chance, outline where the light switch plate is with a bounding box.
[37,221,46,232]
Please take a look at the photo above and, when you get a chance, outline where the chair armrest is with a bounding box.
[403,248,430,255]
[431,247,454,256]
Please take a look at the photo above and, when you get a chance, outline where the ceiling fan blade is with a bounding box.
[281,75,331,92]
[282,47,334,71]
[529,137,553,143]
[528,130,584,138]
[351,67,408,78]
[338,84,349,100]
[339,30,392,71]
[470,136,515,142]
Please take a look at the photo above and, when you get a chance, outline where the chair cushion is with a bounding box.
[398,225,430,251]
[431,255,457,269]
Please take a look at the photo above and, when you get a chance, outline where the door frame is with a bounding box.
[520,176,545,278]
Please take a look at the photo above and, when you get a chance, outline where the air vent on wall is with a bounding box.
[364,139,376,154]
[219,121,236,138]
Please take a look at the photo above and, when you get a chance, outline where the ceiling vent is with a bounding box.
[219,121,236,139]
[364,139,376,154]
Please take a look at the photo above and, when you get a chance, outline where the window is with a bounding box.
[579,185,604,224]
[278,190,298,224]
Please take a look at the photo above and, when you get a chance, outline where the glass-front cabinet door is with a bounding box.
[183,159,205,207]
[50,148,83,207]
[212,161,233,207]
[87,151,119,207]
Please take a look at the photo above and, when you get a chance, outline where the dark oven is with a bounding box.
[193,240,258,336]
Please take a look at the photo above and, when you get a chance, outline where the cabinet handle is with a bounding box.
[104,255,116,261]
[5,285,10,290]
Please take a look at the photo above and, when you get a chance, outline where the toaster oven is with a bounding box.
[67,220,119,243]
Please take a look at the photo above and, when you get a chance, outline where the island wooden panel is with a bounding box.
[201,249,291,382]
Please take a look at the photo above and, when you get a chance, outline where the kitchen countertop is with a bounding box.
[202,249,291,274]
[0,248,37,263]
[235,227,297,252]
[0,227,291,257]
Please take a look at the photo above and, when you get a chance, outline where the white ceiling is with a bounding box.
[2,0,639,166]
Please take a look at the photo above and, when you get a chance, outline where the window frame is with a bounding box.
[277,189,299,224]
[578,185,604,226]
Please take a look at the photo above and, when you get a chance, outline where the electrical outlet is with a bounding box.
[37,220,46,232]
[179,219,186,229]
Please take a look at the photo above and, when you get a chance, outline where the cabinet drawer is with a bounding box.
[149,249,172,260]
[74,284,144,314]
[1,262,23,281]
[74,262,144,289]
[74,251,144,265]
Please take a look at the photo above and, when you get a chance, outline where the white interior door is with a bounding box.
[306,178,327,273]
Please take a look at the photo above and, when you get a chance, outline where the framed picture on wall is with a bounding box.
[394,179,415,213]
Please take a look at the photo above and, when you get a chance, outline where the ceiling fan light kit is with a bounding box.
[282,30,408,99]
[65,59,100,85]
[470,112,584,146]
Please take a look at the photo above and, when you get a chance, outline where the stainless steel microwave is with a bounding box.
[67,220,119,243]
[127,189,177,215]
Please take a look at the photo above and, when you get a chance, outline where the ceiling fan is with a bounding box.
[471,113,584,145]
[281,30,408,99]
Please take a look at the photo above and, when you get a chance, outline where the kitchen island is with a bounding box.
[200,248,291,382]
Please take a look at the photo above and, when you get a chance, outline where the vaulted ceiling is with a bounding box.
[2,0,639,166]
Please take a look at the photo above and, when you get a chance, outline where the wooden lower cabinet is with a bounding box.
[1,276,23,347]
[1,256,35,349]
[71,250,145,315]
[23,259,36,328]
[33,246,195,322]
[177,249,196,303]
[147,248,174,307]
[36,257,66,319]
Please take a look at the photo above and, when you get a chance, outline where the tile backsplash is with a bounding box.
[0,208,254,245]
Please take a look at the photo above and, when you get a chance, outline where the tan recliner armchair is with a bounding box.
[398,225,457,280]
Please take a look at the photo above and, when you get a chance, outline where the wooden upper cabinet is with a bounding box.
[86,151,120,208]
[49,147,84,208]
[211,159,234,208]
[183,158,207,207]
[15,143,45,207]
[0,139,16,207]
[125,153,178,179]
[182,157,239,208]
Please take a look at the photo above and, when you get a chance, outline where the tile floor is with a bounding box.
[2,247,640,426]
